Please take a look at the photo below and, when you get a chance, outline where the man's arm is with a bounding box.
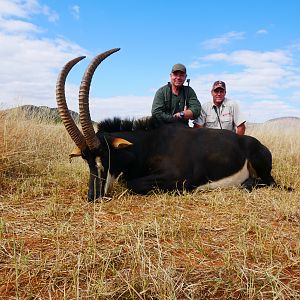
[192,105,207,128]
[186,87,201,119]
[193,123,203,128]
[151,87,173,121]
[232,101,246,135]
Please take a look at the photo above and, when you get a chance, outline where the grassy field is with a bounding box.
[1,110,300,299]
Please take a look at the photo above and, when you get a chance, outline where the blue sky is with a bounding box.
[1,0,300,123]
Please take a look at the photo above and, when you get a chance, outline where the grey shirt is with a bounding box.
[194,98,245,132]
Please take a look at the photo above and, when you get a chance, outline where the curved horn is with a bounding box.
[79,48,121,150]
[56,56,87,150]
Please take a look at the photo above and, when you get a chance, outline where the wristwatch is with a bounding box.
[180,111,185,118]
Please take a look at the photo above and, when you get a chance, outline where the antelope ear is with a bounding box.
[112,137,133,149]
[69,146,82,161]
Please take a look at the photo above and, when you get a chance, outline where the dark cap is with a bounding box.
[212,80,226,91]
[171,63,186,73]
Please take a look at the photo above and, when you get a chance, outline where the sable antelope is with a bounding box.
[56,48,276,201]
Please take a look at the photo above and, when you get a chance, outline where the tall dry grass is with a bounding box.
[1,110,300,299]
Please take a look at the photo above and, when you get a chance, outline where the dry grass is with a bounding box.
[1,110,300,299]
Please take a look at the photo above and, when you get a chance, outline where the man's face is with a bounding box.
[170,71,186,87]
[212,88,226,106]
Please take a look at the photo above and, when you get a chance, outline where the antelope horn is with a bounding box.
[79,48,121,150]
[56,56,87,150]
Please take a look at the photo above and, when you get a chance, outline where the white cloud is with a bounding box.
[256,29,268,35]
[0,17,41,33]
[190,48,300,122]
[0,0,31,18]
[0,0,58,22]
[201,31,245,50]
[0,1,87,110]
[89,95,153,122]
[203,50,292,68]
[199,50,294,95]
[40,4,59,22]
[0,32,88,109]
[70,5,80,20]
[0,1,49,34]
[245,100,300,122]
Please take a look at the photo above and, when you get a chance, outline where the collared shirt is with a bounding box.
[151,84,201,121]
[193,97,245,132]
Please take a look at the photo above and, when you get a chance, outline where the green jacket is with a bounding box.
[151,84,201,121]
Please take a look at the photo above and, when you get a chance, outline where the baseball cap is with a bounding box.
[171,63,186,73]
[212,80,226,91]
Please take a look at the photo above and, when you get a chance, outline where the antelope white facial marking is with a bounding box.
[95,156,115,196]
[104,172,115,195]
[95,157,103,172]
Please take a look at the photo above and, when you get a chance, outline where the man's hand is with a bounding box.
[236,122,246,135]
[173,111,184,119]
[173,109,194,120]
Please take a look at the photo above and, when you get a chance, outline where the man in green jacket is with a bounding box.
[151,63,201,123]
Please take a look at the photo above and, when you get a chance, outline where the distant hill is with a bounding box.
[247,116,300,129]
[265,116,300,129]
[266,116,300,123]
[1,105,80,124]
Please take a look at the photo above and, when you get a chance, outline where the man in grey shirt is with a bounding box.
[194,81,246,135]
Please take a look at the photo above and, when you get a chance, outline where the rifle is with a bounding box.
[184,78,190,111]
